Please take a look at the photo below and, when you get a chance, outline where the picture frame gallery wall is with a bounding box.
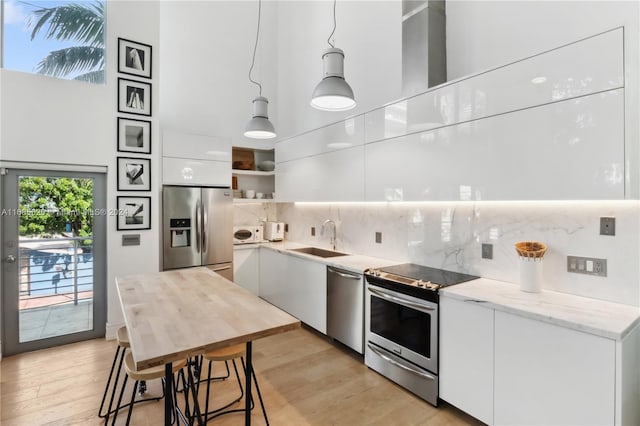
[116,37,153,232]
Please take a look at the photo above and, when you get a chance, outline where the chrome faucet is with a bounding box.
[321,219,337,251]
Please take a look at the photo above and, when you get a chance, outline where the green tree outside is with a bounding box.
[19,177,94,237]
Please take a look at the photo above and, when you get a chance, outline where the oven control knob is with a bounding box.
[417,280,425,288]
[374,270,381,276]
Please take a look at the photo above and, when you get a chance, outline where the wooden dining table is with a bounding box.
[116,267,300,426]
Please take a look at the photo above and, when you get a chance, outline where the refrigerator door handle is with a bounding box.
[202,204,208,253]
[195,200,201,253]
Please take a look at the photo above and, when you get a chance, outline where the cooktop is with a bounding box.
[364,263,479,302]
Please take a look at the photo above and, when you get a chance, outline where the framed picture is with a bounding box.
[118,78,152,116]
[117,157,151,191]
[117,117,151,154]
[117,196,151,230]
[118,38,152,79]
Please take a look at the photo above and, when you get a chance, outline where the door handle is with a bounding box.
[367,344,436,381]
[328,267,361,280]
[5,255,16,263]
[195,201,201,253]
[211,265,231,272]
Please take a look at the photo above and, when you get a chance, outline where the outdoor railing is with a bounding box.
[18,236,93,307]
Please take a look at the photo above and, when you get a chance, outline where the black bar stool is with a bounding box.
[196,343,269,425]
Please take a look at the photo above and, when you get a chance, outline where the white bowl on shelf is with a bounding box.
[257,160,275,172]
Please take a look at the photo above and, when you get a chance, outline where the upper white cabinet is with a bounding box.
[275,116,365,201]
[276,146,365,202]
[365,89,624,201]
[365,27,623,143]
[162,130,231,186]
[274,27,626,202]
[276,116,365,163]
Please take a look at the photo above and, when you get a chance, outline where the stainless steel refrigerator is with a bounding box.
[162,186,233,280]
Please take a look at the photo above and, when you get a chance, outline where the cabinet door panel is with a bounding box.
[365,89,624,201]
[163,130,231,161]
[365,27,623,143]
[258,249,290,312]
[287,255,327,333]
[440,297,494,425]
[233,248,259,295]
[163,157,231,186]
[276,115,365,163]
[276,146,365,202]
[494,311,615,426]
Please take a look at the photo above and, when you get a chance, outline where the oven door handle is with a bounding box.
[368,287,435,313]
[368,344,436,381]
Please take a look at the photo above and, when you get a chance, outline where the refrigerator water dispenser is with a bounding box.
[170,218,191,248]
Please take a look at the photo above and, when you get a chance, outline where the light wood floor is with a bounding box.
[0,327,483,425]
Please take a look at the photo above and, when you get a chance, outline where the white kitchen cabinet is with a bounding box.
[439,297,494,425]
[286,254,327,333]
[274,115,365,202]
[276,146,365,202]
[233,247,259,295]
[258,248,290,312]
[276,115,365,163]
[365,88,624,201]
[162,130,231,186]
[258,248,327,333]
[494,311,615,426]
[364,28,623,144]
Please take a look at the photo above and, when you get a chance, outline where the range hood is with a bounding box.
[402,0,447,97]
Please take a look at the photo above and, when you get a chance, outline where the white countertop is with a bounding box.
[441,278,640,340]
[234,240,399,273]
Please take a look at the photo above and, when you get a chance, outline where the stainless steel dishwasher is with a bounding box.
[327,266,364,354]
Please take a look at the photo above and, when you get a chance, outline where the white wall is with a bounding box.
[159,0,278,147]
[105,1,160,336]
[0,1,161,340]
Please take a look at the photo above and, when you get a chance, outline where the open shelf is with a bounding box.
[232,169,275,176]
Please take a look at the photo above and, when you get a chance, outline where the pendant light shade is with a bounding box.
[245,0,276,139]
[244,96,276,139]
[311,47,356,111]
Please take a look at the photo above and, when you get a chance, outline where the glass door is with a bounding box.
[2,169,106,356]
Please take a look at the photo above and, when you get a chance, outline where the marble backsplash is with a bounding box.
[268,201,640,307]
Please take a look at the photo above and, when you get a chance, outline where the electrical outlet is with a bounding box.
[567,255,607,277]
[375,232,382,244]
[600,217,615,236]
[482,243,493,259]
[311,227,315,236]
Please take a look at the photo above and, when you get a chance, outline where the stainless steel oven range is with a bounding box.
[364,264,478,406]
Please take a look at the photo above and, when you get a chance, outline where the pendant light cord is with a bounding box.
[248,0,263,96]
[327,0,337,48]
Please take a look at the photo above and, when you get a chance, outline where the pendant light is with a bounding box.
[244,0,276,139]
[311,0,356,111]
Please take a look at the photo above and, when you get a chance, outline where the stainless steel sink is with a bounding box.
[289,247,349,258]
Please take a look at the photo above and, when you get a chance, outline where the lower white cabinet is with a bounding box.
[259,248,289,311]
[439,297,494,425]
[494,311,615,426]
[440,295,626,425]
[233,247,259,295]
[258,249,327,333]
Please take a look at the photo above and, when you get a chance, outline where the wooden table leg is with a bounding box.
[165,363,173,426]
[245,341,252,426]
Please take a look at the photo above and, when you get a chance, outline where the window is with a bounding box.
[2,0,105,84]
